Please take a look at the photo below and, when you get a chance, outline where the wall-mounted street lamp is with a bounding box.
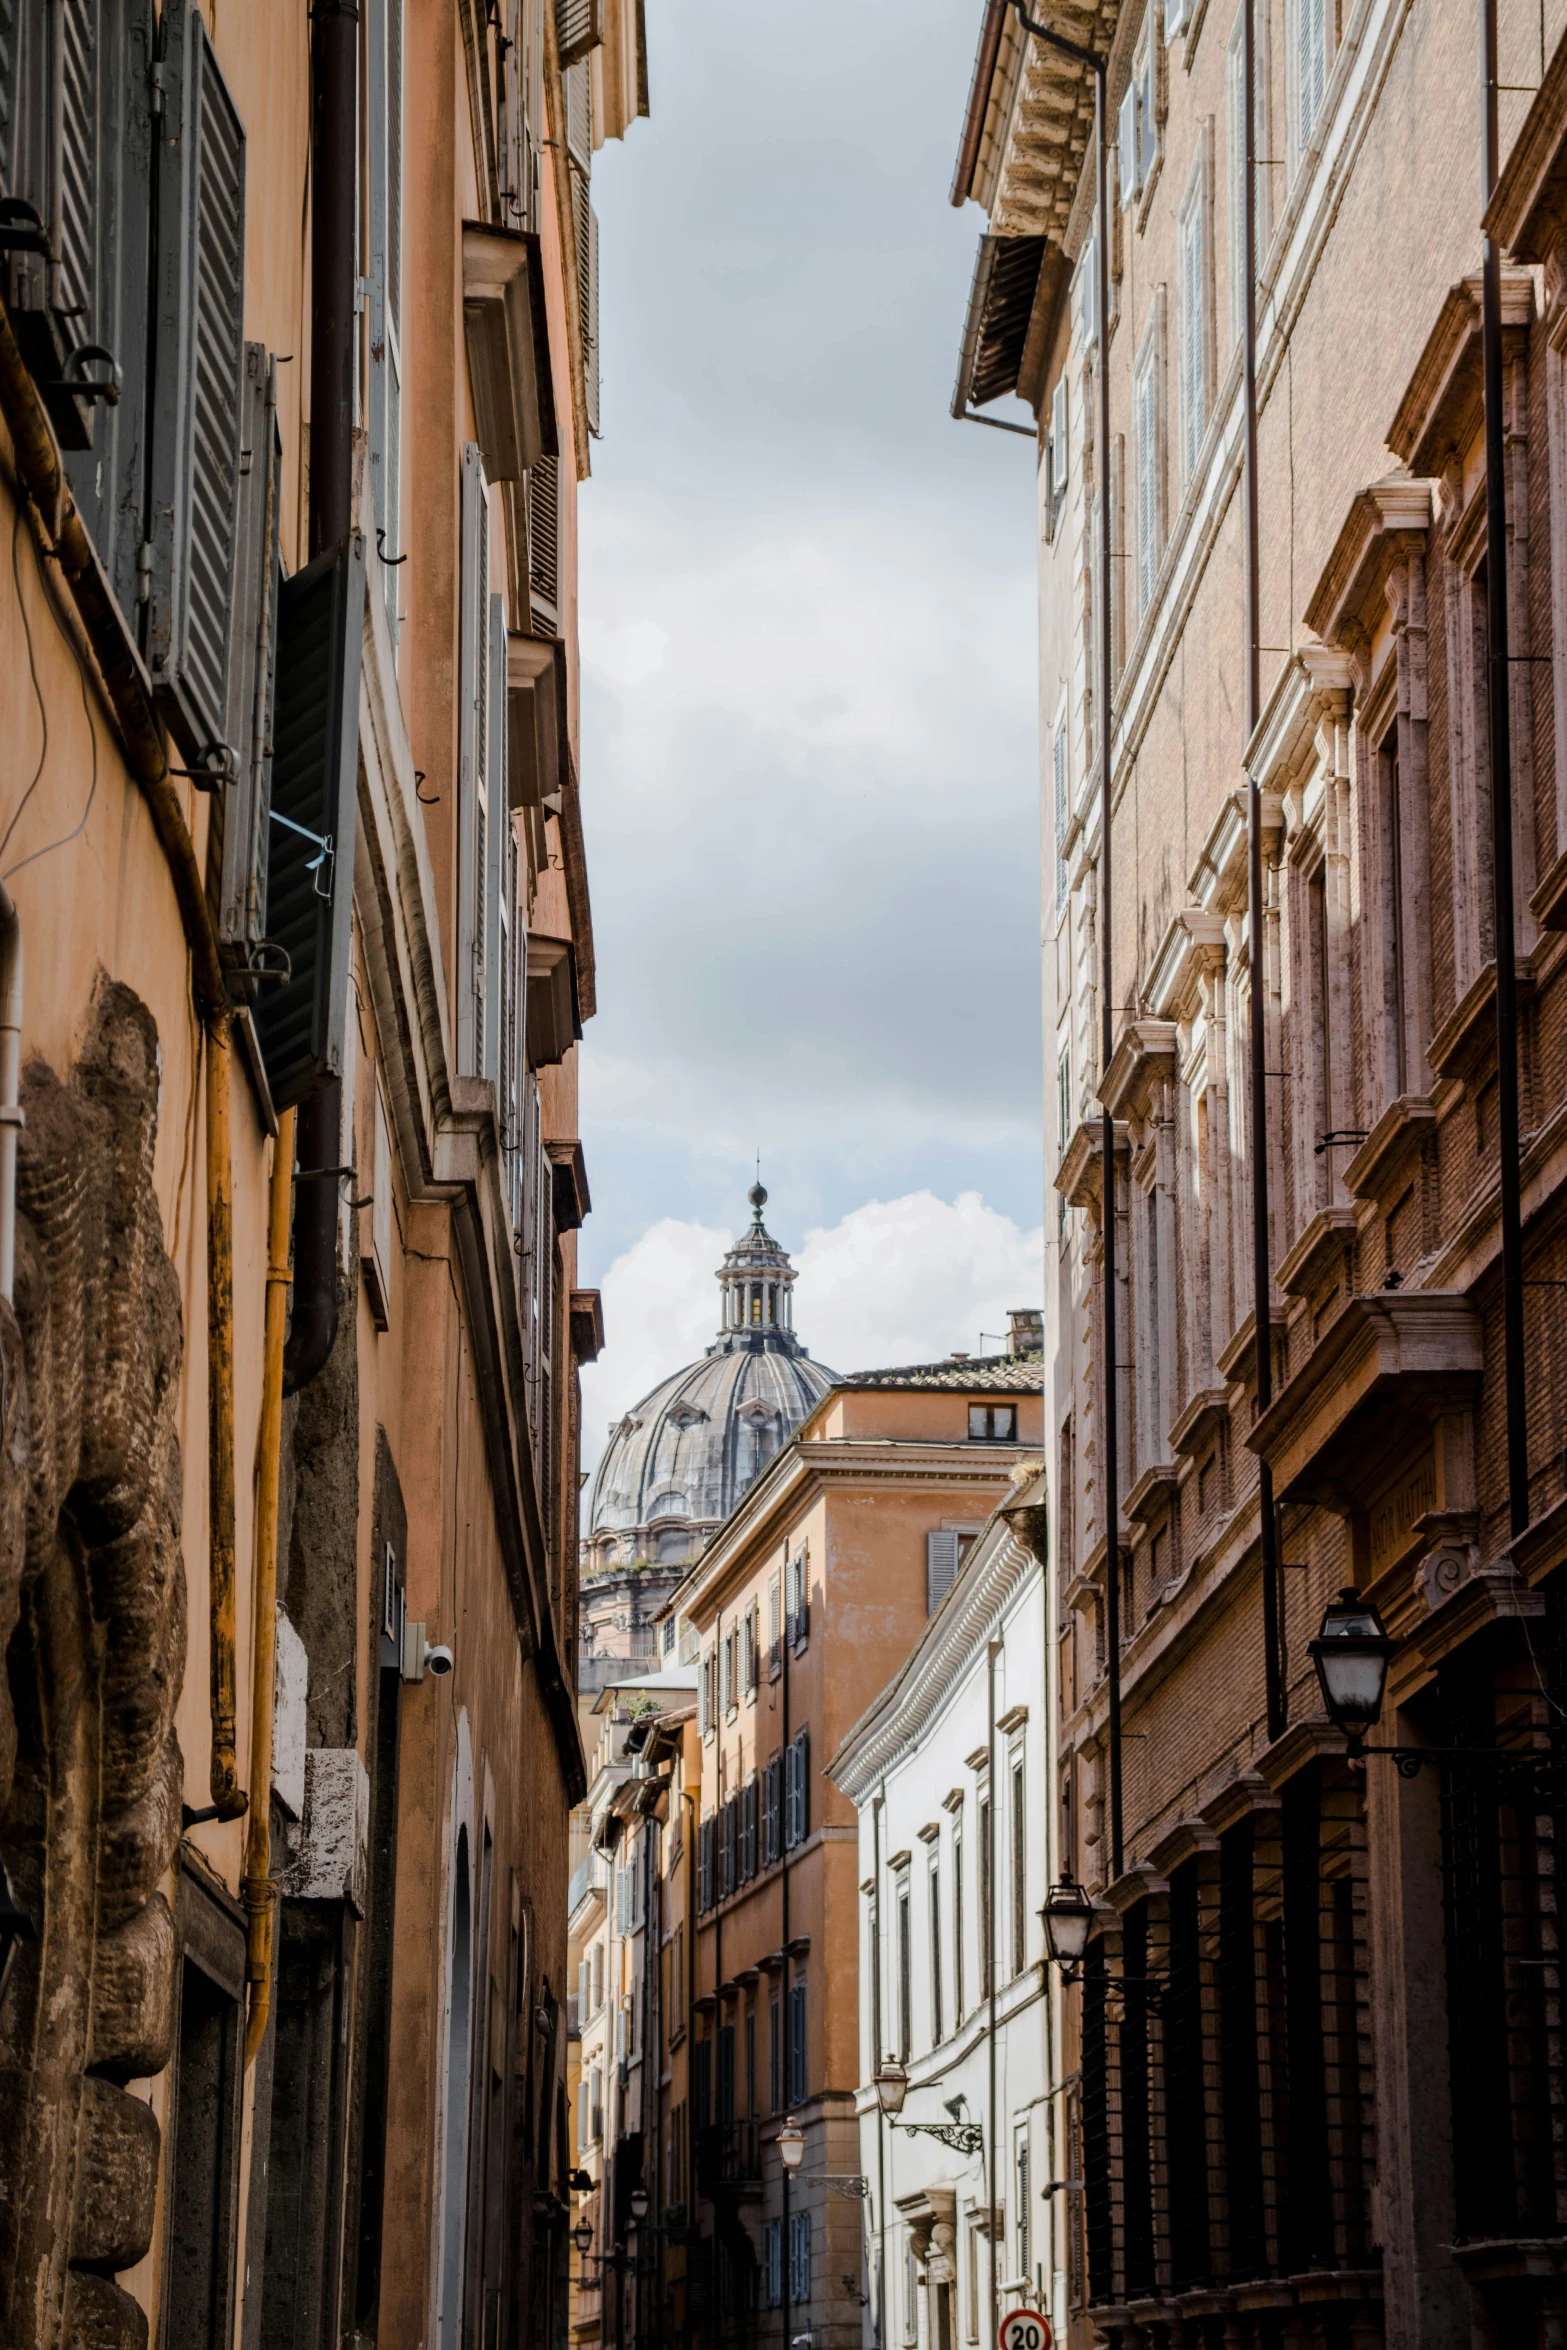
[1309,1588,1546,1787]
[873,2057,908,2117]
[778,2115,806,2171]
[1040,1874,1094,1978]
[629,2186,649,2228]
[572,2218,595,2259]
[1309,1589,1397,1740]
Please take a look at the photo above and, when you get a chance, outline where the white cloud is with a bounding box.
[579,1192,1043,1484]
[797,1192,1044,1379]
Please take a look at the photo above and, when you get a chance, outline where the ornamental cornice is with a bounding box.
[829,1525,1039,1804]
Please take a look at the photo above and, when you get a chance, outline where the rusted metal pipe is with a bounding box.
[0,881,20,1302]
[244,1106,296,2065]
[205,1011,246,1820]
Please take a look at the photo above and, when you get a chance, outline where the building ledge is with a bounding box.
[1124,1462,1180,1527]
[1169,1386,1230,1460]
[1247,1291,1482,1510]
[1428,958,1535,1087]
[1277,1205,1357,1300]
[1342,1092,1436,1203]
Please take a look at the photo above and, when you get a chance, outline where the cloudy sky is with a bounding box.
[575,0,1044,1466]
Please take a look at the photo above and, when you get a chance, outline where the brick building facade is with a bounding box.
[951,0,1567,2341]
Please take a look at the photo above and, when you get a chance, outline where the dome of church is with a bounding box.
[583,1187,837,1570]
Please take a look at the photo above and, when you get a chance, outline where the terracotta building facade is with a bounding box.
[0,2,644,2346]
[656,1346,1044,2350]
[952,0,1567,2341]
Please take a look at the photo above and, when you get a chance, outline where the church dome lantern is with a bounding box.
[581,1189,837,1636]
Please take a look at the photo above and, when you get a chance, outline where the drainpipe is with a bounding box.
[244,1107,296,2064]
[0,883,20,1304]
[1010,3,1122,1879]
[287,0,359,1395]
[1481,0,1529,1542]
[1243,0,1287,1744]
[204,1013,246,1818]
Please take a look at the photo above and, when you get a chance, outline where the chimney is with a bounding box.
[1006,1308,1043,1357]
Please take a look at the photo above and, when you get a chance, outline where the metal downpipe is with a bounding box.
[244,1106,296,2065]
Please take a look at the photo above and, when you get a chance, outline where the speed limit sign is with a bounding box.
[998,2312,1052,2350]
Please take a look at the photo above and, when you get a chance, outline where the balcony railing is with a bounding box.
[568,1849,606,1912]
[695,2120,762,2197]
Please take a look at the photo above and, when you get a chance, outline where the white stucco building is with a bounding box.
[829,1468,1063,2350]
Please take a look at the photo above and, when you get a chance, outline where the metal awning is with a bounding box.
[950,231,1047,417]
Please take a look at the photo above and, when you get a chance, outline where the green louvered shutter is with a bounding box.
[255,533,367,1110]
[146,0,246,769]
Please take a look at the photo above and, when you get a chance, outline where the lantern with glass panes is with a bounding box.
[1309,1587,1551,1786]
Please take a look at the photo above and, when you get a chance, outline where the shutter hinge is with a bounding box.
[354,275,372,316]
[150,61,165,116]
[136,541,153,604]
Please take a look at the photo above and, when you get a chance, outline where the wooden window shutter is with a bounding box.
[368,0,404,640]
[527,454,560,633]
[209,342,282,985]
[147,1,246,769]
[556,0,603,69]
[457,445,490,1077]
[484,590,509,1077]
[927,1529,962,1617]
[1298,0,1325,147]
[1135,354,1157,611]
[254,532,368,1110]
[1053,727,1069,911]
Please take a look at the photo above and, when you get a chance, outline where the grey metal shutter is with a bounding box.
[5,0,150,468]
[54,0,153,617]
[254,532,368,1111]
[927,1529,962,1617]
[486,593,508,1081]
[209,343,282,985]
[147,0,246,768]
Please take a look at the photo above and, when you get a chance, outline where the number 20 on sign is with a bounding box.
[998,2311,1052,2350]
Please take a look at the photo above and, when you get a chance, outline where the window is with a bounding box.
[697,1817,715,1913]
[1053,723,1070,912]
[768,1571,782,1675]
[905,2235,920,2345]
[785,1546,809,1648]
[1011,1758,1028,1976]
[769,1994,781,2112]
[1178,144,1212,487]
[699,1648,714,1736]
[1074,228,1099,352]
[1297,0,1327,151]
[1134,311,1164,616]
[789,2209,812,2305]
[1015,2128,1031,2278]
[720,1796,738,1899]
[953,1833,966,2023]
[928,1529,962,1616]
[764,2219,783,2307]
[1227,0,1271,348]
[979,1796,992,1995]
[1118,32,1159,207]
[1380,728,1408,1098]
[740,1776,758,1883]
[969,1404,1019,1441]
[762,1753,782,1866]
[784,1729,810,1850]
[743,1606,759,1693]
[897,1885,912,2059]
[717,2023,735,2125]
[1309,860,1334,1167]
[1045,372,1069,538]
[788,1980,808,2105]
[929,1861,944,2046]
[1166,0,1193,38]
[745,2008,757,2116]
